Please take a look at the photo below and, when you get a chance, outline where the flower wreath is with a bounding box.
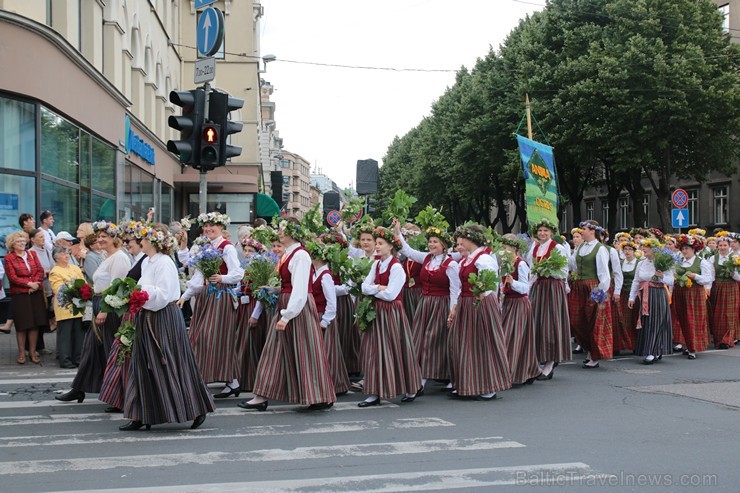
[352,223,375,240]
[500,235,529,253]
[278,219,311,243]
[630,227,651,238]
[579,220,603,235]
[424,227,453,247]
[570,227,583,236]
[320,231,349,248]
[640,238,662,249]
[715,230,729,238]
[687,228,706,237]
[529,217,559,237]
[373,227,402,250]
[306,241,332,262]
[240,237,266,253]
[251,225,278,245]
[453,225,488,247]
[613,232,632,244]
[119,220,141,237]
[648,227,664,241]
[196,211,230,228]
[675,233,704,253]
[138,225,177,252]
[618,240,639,251]
[93,220,119,237]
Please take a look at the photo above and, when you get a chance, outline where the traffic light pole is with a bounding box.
[198,82,212,214]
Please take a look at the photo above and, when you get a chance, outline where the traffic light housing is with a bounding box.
[198,123,221,171]
[366,197,377,214]
[209,91,244,167]
[167,89,205,165]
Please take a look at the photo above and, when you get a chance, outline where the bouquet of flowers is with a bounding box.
[179,215,193,231]
[468,270,501,307]
[242,252,281,305]
[339,257,374,297]
[355,296,376,331]
[114,321,136,365]
[716,254,740,280]
[496,249,517,279]
[302,204,326,237]
[590,288,608,304]
[56,278,94,316]
[99,278,149,317]
[652,247,680,274]
[187,243,225,280]
[531,249,568,278]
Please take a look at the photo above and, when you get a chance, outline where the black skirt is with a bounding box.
[9,291,48,331]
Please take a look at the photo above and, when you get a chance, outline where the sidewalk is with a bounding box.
[0,330,58,369]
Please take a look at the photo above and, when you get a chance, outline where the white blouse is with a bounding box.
[139,254,180,311]
[628,259,675,302]
[362,256,406,301]
[279,243,312,324]
[708,254,740,282]
[463,247,499,297]
[313,264,337,328]
[609,247,624,293]
[569,240,611,292]
[526,239,569,280]
[398,235,461,310]
[181,236,244,301]
[508,259,530,295]
[93,249,133,294]
[679,255,713,286]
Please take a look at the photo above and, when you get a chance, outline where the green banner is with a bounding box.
[516,135,559,231]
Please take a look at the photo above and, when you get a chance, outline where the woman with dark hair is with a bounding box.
[57,222,131,403]
[448,224,511,400]
[615,240,641,354]
[707,236,740,349]
[239,217,335,411]
[120,225,215,431]
[672,234,712,360]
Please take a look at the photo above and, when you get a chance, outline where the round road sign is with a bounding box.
[197,7,224,57]
[672,188,688,209]
[326,210,342,227]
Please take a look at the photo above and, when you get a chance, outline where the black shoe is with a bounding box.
[573,345,584,354]
[641,357,655,365]
[536,370,553,381]
[191,415,206,429]
[119,420,151,431]
[718,343,730,350]
[682,348,690,356]
[525,377,537,385]
[401,394,416,403]
[477,394,499,401]
[213,385,241,399]
[687,352,697,360]
[357,398,380,407]
[416,386,425,397]
[582,362,600,369]
[56,389,85,403]
[237,400,268,411]
[104,406,122,413]
[657,355,662,360]
[302,402,334,411]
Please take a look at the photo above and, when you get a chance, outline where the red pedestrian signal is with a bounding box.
[203,126,218,143]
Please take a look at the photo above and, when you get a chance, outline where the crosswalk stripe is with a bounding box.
[0,377,74,385]
[0,436,525,475]
[44,463,611,492]
[0,417,454,448]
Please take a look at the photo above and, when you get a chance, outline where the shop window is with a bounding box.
[41,108,79,184]
[92,137,115,195]
[122,162,153,221]
[41,179,79,235]
[0,175,36,256]
[0,97,36,172]
[80,189,91,222]
[92,193,116,222]
[80,132,91,188]
[187,193,254,239]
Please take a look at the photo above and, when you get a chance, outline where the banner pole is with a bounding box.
[525,94,533,140]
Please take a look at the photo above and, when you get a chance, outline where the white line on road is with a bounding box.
[44,463,612,492]
[0,436,524,475]
[0,377,74,385]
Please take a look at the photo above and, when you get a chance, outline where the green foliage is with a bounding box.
[99,278,140,317]
[531,249,568,278]
[382,189,417,225]
[355,296,376,331]
[302,204,326,237]
[468,270,501,306]
[341,196,366,222]
[339,257,374,297]
[415,205,449,231]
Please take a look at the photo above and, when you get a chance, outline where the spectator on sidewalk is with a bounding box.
[54,232,79,266]
[18,212,35,235]
[72,223,94,266]
[0,262,13,334]
[49,246,84,368]
[39,210,56,256]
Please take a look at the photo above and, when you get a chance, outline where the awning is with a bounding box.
[256,193,280,218]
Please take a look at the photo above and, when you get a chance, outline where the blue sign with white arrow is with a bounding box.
[197,7,224,58]
[672,208,688,229]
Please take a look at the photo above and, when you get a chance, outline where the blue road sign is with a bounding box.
[194,0,217,9]
[672,208,688,229]
[326,210,342,227]
[197,7,224,58]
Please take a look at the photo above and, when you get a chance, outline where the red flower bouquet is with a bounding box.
[128,289,150,314]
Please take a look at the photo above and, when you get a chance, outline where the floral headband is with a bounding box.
[453,225,488,247]
[320,232,349,248]
[571,227,583,236]
[579,221,604,234]
[93,220,119,237]
[352,223,375,239]
[240,237,265,253]
[196,212,230,227]
[251,225,278,245]
[618,240,639,250]
[640,238,662,249]
[648,227,664,240]
[530,217,559,236]
[687,228,706,237]
[675,233,704,253]
[138,225,177,251]
[424,227,453,247]
[373,227,402,250]
[500,235,529,253]
[278,219,310,243]
[119,220,141,237]
[629,227,650,238]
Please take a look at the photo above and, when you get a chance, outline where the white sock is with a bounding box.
[481,392,496,398]
[446,382,453,389]
[230,379,239,389]
[645,355,655,362]
[365,396,379,403]
[421,378,427,387]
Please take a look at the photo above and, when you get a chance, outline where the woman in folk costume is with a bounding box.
[235,237,271,392]
[448,224,511,400]
[500,234,541,385]
[707,236,739,349]
[628,238,674,364]
[178,212,244,398]
[526,218,571,380]
[569,227,585,354]
[57,222,132,403]
[307,241,351,395]
[120,225,215,431]
[568,220,613,369]
[239,217,335,411]
[614,240,641,354]
[400,223,424,320]
[600,230,624,355]
[672,234,712,360]
[356,227,421,407]
[392,219,460,393]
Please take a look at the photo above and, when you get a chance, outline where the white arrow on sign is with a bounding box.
[201,13,211,53]
[675,210,685,226]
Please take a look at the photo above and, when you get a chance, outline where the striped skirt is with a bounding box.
[188,283,240,383]
[99,311,135,409]
[614,288,638,352]
[123,303,216,426]
[403,286,422,328]
[569,280,613,360]
[321,317,351,394]
[412,295,450,380]
[531,277,572,363]
[672,285,709,352]
[235,298,267,391]
[72,296,120,393]
[709,281,738,348]
[502,296,541,384]
[448,295,511,396]
[337,295,361,374]
[360,298,422,399]
[253,294,336,405]
[636,286,673,357]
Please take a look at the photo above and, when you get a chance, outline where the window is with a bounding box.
[642,195,650,227]
[0,175,35,256]
[713,186,729,225]
[41,179,79,235]
[586,201,594,221]
[91,136,115,196]
[40,108,79,184]
[687,190,698,227]
[618,197,629,229]
[601,202,609,231]
[719,4,730,34]
[122,163,154,221]
[0,97,36,172]
[279,159,291,169]
[187,193,254,239]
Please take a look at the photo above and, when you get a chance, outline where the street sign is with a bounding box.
[671,188,688,209]
[326,210,342,227]
[197,7,224,58]
[352,209,363,223]
[194,57,216,84]
[194,0,217,9]
[672,209,688,229]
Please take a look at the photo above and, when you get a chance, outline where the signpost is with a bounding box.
[196,7,224,58]
[194,0,217,8]
[671,188,688,209]
[672,209,688,229]
[326,210,342,227]
[671,188,689,231]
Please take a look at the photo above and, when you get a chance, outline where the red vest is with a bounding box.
[376,257,404,302]
[504,257,526,299]
[330,272,341,286]
[404,259,423,289]
[420,254,453,296]
[311,268,332,313]
[532,240,557,260]
[217,239,231,275]
[279,246,310,294]
[459,250,486,297]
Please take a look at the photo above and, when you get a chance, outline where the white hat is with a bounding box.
[54,231,75,242]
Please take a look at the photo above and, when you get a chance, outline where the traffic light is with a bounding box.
[167,89,205,165]
[209,91,244,167]
[366,197,377,214]
[199,123,221,171]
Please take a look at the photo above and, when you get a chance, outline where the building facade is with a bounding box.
[0,0,263,253]
[278,151,312,218]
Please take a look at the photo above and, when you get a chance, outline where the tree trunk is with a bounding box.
[656,173,672,232]
[625,173,645,228]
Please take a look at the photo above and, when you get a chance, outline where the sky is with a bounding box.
[259,0,543,190]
